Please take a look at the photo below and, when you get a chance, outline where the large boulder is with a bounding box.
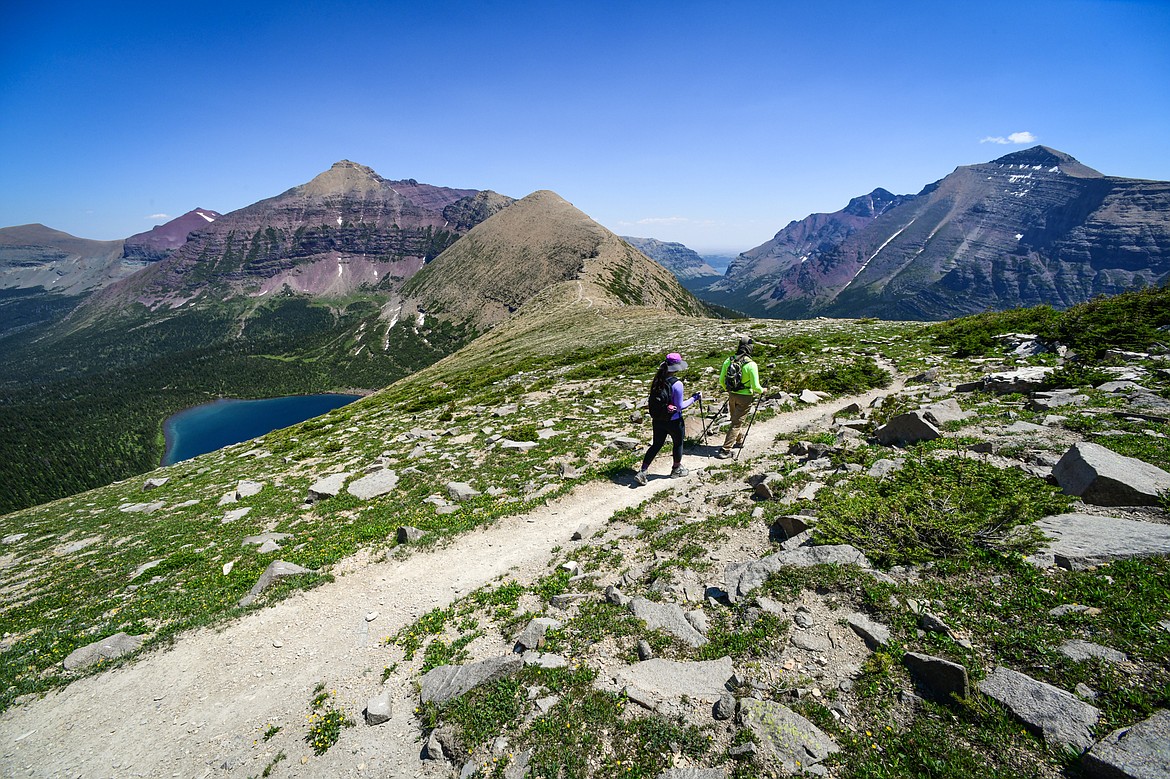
[1053,442,1170,506]
[347,469,399,500]
[63,632,144,670]
[725,545,873,602]
[1082,709,1170,779]
[628,598,708,647]
[903,652,969,702]
[1028,513,1170,570]
[978,667,1099,752]
[739,699,840,773]
[237,560,312,607]
[613,657,734,703]
[874,412,941,446]
[420,656,524,705]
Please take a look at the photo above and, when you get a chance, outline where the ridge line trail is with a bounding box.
[0,379,901,778]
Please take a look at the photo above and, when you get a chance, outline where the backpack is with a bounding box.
[648,376,679,420]
[725,357,746,392]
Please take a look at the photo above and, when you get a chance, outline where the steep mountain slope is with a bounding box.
[621,236,722,280]
[0,224,130,294]
[121,208,223,261]
[402,190,708,334]
[709,147,1170,319]
[84,161,512,312]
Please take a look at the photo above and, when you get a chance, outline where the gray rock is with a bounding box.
[242,532,293,547]
[848,613,891,649]
[237,560,312,607]
[1029,513,1170,570]
[610,436,642,450]
[797,482,826,501]
[63,632,144,670]
[657,769,727,779]
[903,652,969,701]
[919,612,952,635]
[867,458,904,479]
[981,367,1056,394]
[419,655,525,704]
[875,411,942,446]
[725,545,873,602]
[793,611,814,629]
[142,477,169,491]
[571,523,590,541]
[605,585,630,607]
[978,667,1099,752]
[120,501,165,514]
[921,398,973,427]
[1076,683,1098,701]
[637,640,654,660]
[515,618,562,652]
[236,480,264,498]
[1049,604,1095,617]
[521,651,568,669]
[1059,639,1128,664]
[1053,442,1170,506]
[365,689,392,725]
[799,389,823,404]
[770,515,813,541]
[739,698,840,773]
[791,631,832,652]
[624,685,658,710]
[256,539,281,554]
[628,598,708,647]
[614,657,734,702]
[221,507,251,523]
[501,439,537,452]
[713,693,736,720]
[1031,392,1089,411]
[1082,709,1170,779]
[549,593,589,609]
[684,609,709,634]
[347,469,399,500]
[397,526,425,544]
[503,750,532,779]
[446,481,481,502]
[307,472,350,502]
[129,559,163,580]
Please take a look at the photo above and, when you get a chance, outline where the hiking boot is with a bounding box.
[670,465,689,478]
[634,469,648,486]
[715,450,733,459]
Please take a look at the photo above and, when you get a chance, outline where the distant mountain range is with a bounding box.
[702,146,1170,319]
[619,236,721,280]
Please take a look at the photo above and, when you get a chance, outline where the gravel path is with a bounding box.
[0,384,896,779]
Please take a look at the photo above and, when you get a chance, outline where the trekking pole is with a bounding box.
[702,398,728,441]
[697,395,707,445]
[733,394,765,461]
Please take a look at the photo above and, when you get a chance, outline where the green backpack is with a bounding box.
[725,357,746,392]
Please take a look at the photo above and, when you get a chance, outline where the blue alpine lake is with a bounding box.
[162,394,362,465]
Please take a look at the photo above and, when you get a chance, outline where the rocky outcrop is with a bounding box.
[621,236,721,280]
[1052,442,1170,506]
[122,209,222,261]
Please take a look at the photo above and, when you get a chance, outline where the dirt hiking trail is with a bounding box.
[0,383,898,779]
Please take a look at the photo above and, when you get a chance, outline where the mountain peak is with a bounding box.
[301,160,387,196]
[989,146,1102,177]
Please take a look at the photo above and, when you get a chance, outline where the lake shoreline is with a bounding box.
[161,393,364,466]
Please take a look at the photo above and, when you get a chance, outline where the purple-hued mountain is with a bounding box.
[88,160,513,310]
[122,208,222,261]
[705,146,1170,320]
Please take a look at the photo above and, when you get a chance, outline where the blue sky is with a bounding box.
[2,1,1168,253]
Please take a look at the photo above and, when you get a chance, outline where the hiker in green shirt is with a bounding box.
[716,336,766,459]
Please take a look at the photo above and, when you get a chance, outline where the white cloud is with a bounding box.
[980,131,1037,145]
[147,213,171,220]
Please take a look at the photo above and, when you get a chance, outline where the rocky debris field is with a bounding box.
[2,312,1169,778]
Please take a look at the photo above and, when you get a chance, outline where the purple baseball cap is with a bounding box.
[665,352,688,372]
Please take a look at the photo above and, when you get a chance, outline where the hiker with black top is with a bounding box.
[716,336,766,459]
[636,352,700,485]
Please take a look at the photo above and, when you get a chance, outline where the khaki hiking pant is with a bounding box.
[721,392,754,452]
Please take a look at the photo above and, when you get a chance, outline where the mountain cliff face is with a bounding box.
[620,236,722,280]
[708,147,1170,320]
[403,191,708,333]
[90,161,513,310]
[0,224,130,295]
[122,209,222,261]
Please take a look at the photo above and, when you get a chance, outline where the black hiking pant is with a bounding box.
[642,417,684,470]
